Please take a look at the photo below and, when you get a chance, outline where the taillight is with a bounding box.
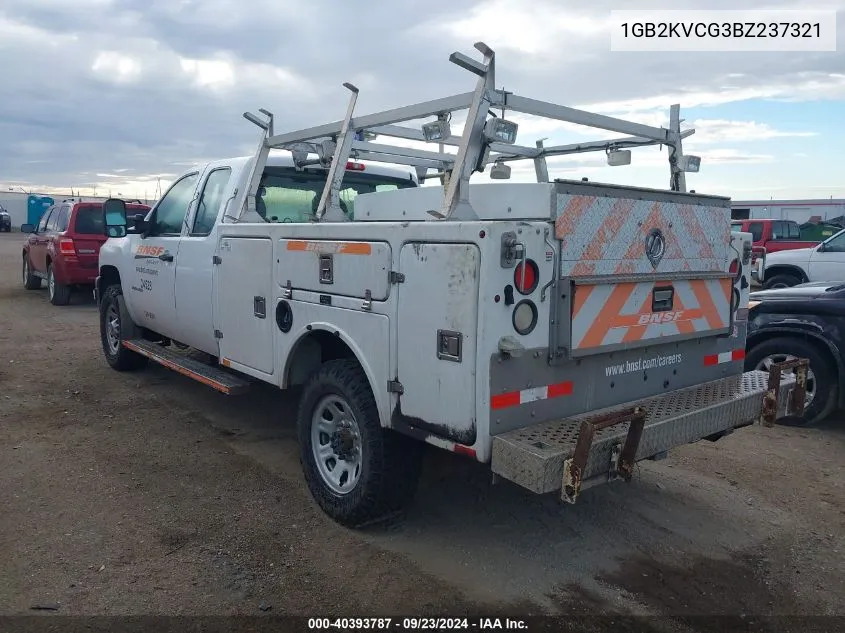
[728,257,741,282]
[345,161,365,171]
[58,238,76,256]
[514,259,539,295]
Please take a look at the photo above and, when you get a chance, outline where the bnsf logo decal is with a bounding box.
[637,311,685,325]
[135,246,165,258]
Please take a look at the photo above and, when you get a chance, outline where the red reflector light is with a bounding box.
[58,238,75,256]
[453,444,476,459]
[345,161,365,171]
[514,259,539,295]
[729,258,739,274]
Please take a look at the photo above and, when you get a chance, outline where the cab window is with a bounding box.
[150,173,200,236]
[746,222,763,242]
[192,168,231,235]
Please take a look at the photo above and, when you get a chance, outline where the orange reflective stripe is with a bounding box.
[578,283,635,348]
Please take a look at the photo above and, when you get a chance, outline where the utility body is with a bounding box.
[97,42,802,527]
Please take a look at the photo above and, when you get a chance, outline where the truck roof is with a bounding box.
[201,151,419,184]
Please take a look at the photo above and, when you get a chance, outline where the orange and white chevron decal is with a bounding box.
[570,278,733,351]
[555,194,730,276]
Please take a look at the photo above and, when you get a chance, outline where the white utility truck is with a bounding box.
[96,42,805,528]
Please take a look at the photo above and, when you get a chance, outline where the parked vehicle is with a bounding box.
[746,282,845,424]
[731,218,821,287]
[731,218,820,254]
[95,42,799,528]
[759,227,845,290]
[0,205,10,232]
[21,199,150,305]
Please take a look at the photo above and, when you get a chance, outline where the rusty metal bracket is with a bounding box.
[760,358,809,427]
[562,406,647,504]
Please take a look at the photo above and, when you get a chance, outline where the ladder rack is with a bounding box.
[239,41,698,223]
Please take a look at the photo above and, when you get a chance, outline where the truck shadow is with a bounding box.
[139,363,837,609]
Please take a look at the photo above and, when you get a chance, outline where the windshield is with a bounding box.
[255,167,415,223]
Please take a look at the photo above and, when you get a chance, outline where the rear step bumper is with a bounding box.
[122,339,250,395]
[491,370,797,501]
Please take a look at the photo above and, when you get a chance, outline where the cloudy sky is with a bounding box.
[0,0,842,201]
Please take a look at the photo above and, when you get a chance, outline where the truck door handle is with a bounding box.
[158,252,174,262]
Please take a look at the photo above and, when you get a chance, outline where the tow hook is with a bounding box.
[760,358,810,426]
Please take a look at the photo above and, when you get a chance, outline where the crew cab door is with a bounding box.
[129,172,200,336]
[174,166,233,354]
[808,230,845,281]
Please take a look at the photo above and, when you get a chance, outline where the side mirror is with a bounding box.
[103,198,128,238]
[21,223,35,233]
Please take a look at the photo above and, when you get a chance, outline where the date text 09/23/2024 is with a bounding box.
[307,617,528,630]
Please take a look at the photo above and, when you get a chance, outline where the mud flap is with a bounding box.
[562,406,647,504]
[759,357,809,427]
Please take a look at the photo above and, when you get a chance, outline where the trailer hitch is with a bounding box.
[562,406,647,504]
[760,358,810,427]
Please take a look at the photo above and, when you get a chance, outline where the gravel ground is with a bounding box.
[1,232,843,629]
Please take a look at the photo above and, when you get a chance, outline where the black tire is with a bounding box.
[297,359,423,528]
[47,264,72,306]
[22,255,41,290]
[763,273,802,290]
[99,284,148,371]
[745,336,838,425]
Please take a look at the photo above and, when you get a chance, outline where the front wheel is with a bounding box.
[99,285,148,371]
[297,359,422,528]
[745,337,838,425]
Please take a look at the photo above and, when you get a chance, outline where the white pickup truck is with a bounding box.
[96,42,802,528]
[760,227,845,288]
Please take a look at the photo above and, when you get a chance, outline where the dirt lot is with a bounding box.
[1,231,844,628]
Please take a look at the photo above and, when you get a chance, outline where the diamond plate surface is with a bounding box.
[491,371,795,495]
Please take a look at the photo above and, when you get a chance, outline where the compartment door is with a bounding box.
[216,236,275,375]
[397,242,480,445]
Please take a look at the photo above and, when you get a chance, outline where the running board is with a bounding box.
[122,339,251,395]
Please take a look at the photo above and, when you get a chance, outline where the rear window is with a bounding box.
[256,167,416,223]
[73,205,104,234]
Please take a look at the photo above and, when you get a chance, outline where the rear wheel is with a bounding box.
[763,273,801,290]
[22,255,41,290]
[99,284,148,371]
[297,359,422,528]
[47,264,72,306]
[745,336,838,425]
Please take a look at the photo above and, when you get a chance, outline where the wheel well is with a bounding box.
[285,330,358,387]
[747,329,839,377]
[98,265,121,295]
[764,265,807,282]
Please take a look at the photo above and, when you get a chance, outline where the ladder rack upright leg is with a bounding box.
[668,104,687,193]
[315,82,360,222]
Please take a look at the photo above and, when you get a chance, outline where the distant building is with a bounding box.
[731,198,845,224]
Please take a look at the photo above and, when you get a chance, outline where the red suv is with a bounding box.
[21,199,150,305]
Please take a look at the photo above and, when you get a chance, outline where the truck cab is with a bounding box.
[97,153,417,353]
